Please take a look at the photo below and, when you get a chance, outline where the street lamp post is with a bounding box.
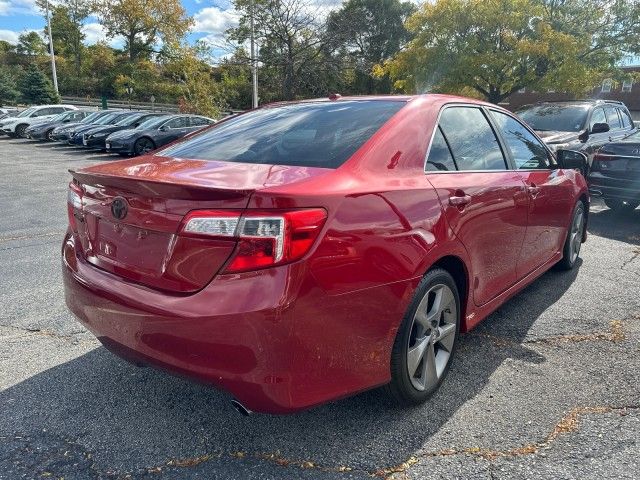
[250,0,258,109]
[126,86,133,110]
[44,0,59,95]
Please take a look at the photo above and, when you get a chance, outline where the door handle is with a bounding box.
[449,193,472,207]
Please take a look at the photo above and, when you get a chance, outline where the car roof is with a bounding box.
[525,99,627,109]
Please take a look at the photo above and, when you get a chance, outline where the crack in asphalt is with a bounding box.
[0,325,92,344]
[469,319,627,348]
[375,405,640,478]
[0,231,63,243]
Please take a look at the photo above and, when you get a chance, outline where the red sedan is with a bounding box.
[62,95,589,414]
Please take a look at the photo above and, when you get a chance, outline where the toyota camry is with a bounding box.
[62,95,589,414]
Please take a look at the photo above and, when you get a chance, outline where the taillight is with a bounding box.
[180,208,327,273]
[67,182,83,231]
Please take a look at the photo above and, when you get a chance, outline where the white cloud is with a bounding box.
[82,22,125,48]
[0,28,19,43]
[193,6,240,43]
[0,0,40,16]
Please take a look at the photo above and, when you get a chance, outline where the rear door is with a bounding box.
[162,116,190,141]
[488,109,575,277]
[605,106,627,142]
[426,105,529,306]
[584,107,610,163]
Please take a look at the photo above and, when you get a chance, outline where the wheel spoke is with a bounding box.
[407,336,429,376]
[421,341,438,390]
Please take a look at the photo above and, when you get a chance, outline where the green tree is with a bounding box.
[93,0,193,62]
[43,0,92,71]
[379,0,640,103]
[327,0,415,94]
[231,0,336,100]
[0,67,20,106]
[18,65,58,104]
[16,32,47,57]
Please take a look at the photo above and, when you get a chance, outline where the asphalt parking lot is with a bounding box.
[0,137,639,480]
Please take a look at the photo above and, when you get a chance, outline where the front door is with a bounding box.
[488,109,575,277]
[426,106,529,306]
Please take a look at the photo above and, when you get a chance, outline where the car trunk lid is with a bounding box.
[69,155,331,292]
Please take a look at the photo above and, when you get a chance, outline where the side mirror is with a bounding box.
[556,149,588,175]
[63,119,70,123]
[591,122,610,134]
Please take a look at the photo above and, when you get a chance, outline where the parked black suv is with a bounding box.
[517,100,637,165]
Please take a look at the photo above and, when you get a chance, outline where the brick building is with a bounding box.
[501,57,640,120]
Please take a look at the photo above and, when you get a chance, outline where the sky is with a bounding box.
[0,0,343,53]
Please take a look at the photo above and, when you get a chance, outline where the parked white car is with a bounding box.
[0,105,78,137]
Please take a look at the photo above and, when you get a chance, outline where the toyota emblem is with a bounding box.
[111,197,128,220]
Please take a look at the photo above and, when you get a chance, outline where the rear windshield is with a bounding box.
[517,105,589,132]
[161,100,405,168]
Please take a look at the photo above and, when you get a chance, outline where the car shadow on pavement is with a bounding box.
[587,207,640,245]
[0,265,580,476]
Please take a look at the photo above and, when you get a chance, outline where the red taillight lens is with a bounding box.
[67,182,83,231]
[180,208,327,273]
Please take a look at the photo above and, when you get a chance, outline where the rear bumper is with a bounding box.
[105,140,133,154]
[62,231,405,413]
[588,173,640,202]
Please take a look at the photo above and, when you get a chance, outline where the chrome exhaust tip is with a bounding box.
[231,399,252,416]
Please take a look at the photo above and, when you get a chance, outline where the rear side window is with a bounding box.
[604,106,622,129]
[166,117,189,128]
[426,127,456,171]
[162,101,405,168]
[439,107,507,171]
[190,116,211,126]
[619,109,633,129]
[490,111,550,169]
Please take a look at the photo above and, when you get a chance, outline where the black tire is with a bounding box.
[46,129,55,141]
[15,124,27,138]
[385,268,461,406]
[134,137,155,156]
[604,198,639,213]
[557,200,586,270]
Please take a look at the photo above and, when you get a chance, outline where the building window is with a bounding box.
[547,88,556,93]
[601,79,613,93]
[622,80,633,93]
[517,87,526,93]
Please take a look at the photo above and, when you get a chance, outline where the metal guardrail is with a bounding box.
[60,96,180,113]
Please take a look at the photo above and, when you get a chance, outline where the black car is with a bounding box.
[80,112,166,150]
[25,110,91,140]
[105,114,214,156]
[517,100,637,165]
[68,111,132,146]
[52,110,120,142]
[589,130,640,212]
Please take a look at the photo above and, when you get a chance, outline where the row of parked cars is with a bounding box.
[515,99,640,212]
[0,104,214,156]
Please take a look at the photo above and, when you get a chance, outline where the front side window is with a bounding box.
[162,100,405,168]
[438,107,507,171]
[604,106,622,129]
[425,127,456,171]
[165,117,189,128]
[590,108,606,130]
[490,110,550,169]
[619,109,633,129]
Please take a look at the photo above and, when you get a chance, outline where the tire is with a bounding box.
[557,200,586,270]
[604,198,639,213]
[134,137,155,156]
[385,268,461,406]
[46,129,55,141]
[15,124,27,138]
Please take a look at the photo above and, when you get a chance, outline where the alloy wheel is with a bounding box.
[569,205,584,263]
[407,283,457,391]
[135,138,155,155]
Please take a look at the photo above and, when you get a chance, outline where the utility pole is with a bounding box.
[45,0,59,95]
[250,0,258,108]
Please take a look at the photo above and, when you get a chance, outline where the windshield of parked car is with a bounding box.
[517,105,589,132]
[137,115,172,129]
[115,114,146,127]
[162,100,405,168]
[94,112,127,125]
[16,107,37,118]
[80,112,103,123]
